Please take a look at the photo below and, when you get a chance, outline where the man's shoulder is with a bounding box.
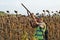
[41,22,46,25]
[39,22,46,25]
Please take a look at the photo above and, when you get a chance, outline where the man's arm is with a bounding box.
[42,23,46,32]
[31,13,38,25]
[30,13,46,29]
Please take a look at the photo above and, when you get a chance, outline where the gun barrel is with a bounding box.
[21,3,31,14]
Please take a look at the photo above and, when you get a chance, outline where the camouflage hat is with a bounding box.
[36,15,41,19]
[40,17,43,21]
[36,16,43,21]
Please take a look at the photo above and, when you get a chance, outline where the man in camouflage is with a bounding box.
[31,13,46,40]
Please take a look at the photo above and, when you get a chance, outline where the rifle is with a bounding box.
[21,3,35,27]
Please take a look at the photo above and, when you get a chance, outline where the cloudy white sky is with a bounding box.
[0,0,60,15]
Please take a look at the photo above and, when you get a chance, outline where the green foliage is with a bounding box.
[0,11,6,16]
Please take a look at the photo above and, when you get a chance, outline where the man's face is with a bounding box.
[37,18,41,23]
[37,18,43,23]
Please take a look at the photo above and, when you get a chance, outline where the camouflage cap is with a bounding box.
[36,16,43,21]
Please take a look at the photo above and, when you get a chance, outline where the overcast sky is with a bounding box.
[0,0,60,15]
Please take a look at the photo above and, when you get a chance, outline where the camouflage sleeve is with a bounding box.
[42,23,46,33]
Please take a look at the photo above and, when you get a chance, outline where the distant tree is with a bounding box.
[46,10,50,17]
[14,10,18,16]
[58,11,60,14]
[0,11,6,15]
[53,13,56,16]
[46,10,50,13]
[51,11,54,13]
[58,10,60,14]
[42,10,46,16]
[14,10,17,13]
[43,10,45,12]
[56,11,58,13]
[0,11,5,13]
[6,11,9,13]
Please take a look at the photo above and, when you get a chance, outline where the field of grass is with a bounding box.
[0,11,60,40]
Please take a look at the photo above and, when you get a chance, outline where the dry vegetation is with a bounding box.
[0,11,60,40]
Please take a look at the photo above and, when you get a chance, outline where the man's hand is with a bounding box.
[30,13,34,17]
[30,13,39,25]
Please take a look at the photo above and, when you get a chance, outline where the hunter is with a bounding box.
[31,13,46,40]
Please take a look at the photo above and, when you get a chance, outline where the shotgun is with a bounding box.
[21,3,35,27]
